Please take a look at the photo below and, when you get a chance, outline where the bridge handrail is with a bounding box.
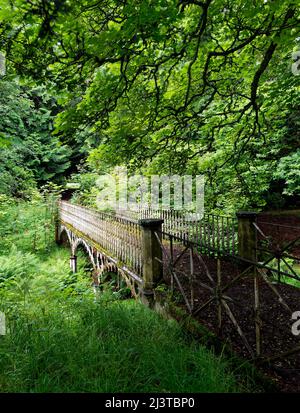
[59,201,143,277]
[59,201,238,257]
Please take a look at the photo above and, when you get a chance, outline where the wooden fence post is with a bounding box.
[139,218,164,304]
[236,211,257,264]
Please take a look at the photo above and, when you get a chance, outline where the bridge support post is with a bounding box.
[236,211,257,265]
[55,222,62,245]
[139,219,164,306]
[70,255,77,273]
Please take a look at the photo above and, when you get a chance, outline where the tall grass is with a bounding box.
[0,294,241,392]
[0,199,246,393]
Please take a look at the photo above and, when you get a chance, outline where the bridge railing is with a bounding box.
[116,207,238,256]
[58,202,279,314]
[59,201,143,278]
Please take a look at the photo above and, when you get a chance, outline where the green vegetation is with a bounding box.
[0,80,71,198]
[0,1,299,211]
[0,201,248,393]
[0,0,299,394]
[267,257,300,288]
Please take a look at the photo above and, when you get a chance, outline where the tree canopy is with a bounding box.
[0,77,71,197]
[0,0,299,210]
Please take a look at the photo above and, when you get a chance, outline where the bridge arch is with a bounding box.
[58,225,73,248]
[58,223,120,288]
[73,238,96,268]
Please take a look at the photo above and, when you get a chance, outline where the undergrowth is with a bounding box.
[0,199,251,392]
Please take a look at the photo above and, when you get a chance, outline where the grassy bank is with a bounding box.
[0,199,249,392]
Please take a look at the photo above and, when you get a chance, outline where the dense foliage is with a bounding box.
[0,0,299,210]
[0,3,299,394]
[0,78,72,198]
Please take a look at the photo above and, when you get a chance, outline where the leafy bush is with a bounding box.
[0,246,38,283]
[274,150,300,196]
